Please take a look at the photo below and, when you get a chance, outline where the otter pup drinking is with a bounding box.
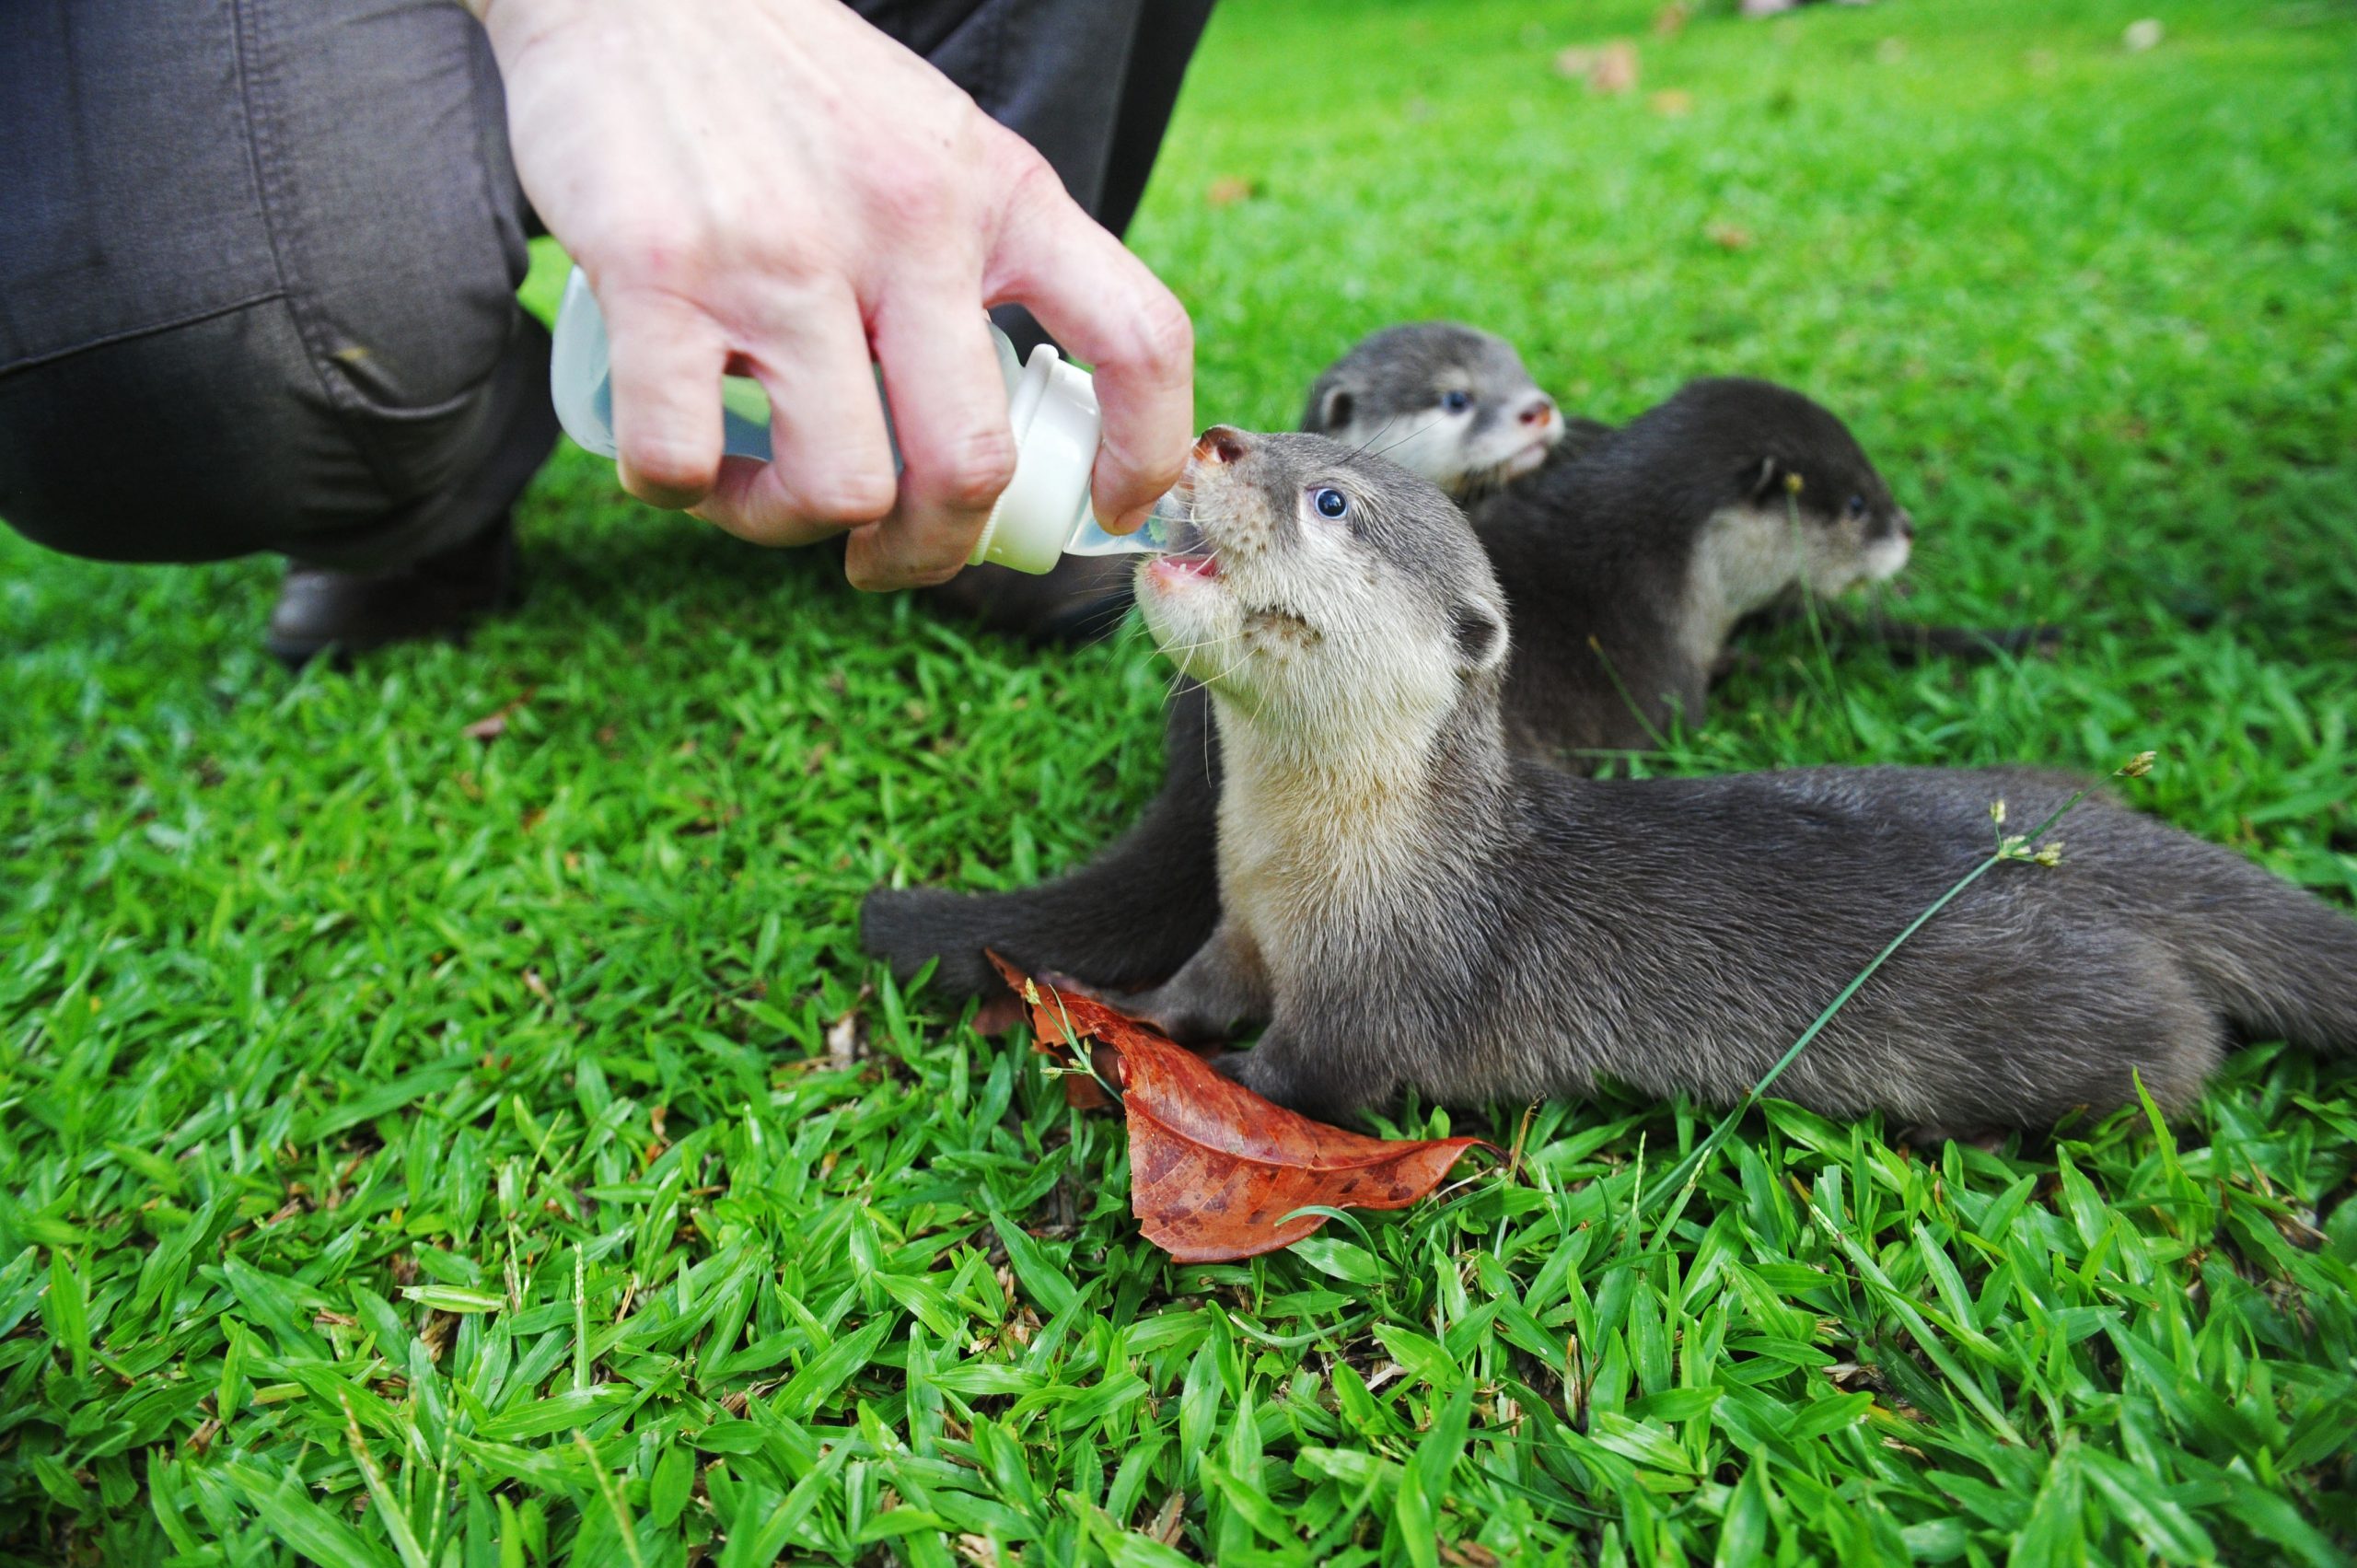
[1119,428,2356,1128]
[863,336,1914,1000]
[864,323,1581,994]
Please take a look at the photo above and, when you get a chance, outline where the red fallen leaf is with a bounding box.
[986,953,1492,1262]
[982,950,1219,1110]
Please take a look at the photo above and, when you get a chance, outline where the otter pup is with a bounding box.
[1300,321,1602,493]
[1117,428,2357,1128]
[863,323,1578,993]
[1480,376,1912,762]
[863,364,1913,1000]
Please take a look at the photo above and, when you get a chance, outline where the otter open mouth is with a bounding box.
[1147,552,1219,583]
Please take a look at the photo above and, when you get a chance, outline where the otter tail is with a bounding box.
[860,691,1225,997]
[2171,867,2357,1055]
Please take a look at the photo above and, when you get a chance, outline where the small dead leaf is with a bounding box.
[1443,1545,1503,1568]
[1589,40,1640,94]
[1648,89,1693,116]
[954,1535,1002,1568]
[1652,3,1691,37]
[2122,18,2163,52]
[826,984,873,1068]
[970,993,1027,1036]
[1552,46,1596,78]
[461,687,535,742]
[1148,1492,1187,1547]
[1707,223,1754,250]
[992,955,1491,1262]
[1205,176,1258,207]
[522,968,552,1003]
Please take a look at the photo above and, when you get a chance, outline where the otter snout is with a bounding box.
[1859,507,1914,583]
[1516,393,1558,431]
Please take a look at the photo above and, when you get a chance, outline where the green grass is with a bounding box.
[5,0,2355,1562]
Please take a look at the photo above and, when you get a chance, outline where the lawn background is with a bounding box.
[3,0,2353,1562]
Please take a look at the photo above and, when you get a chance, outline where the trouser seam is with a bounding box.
[234,0,407,504]
[0,291,287,381]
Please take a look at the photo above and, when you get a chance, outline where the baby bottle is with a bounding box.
[550,267,1168,575]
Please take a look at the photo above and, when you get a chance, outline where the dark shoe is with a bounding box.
[266,514,518,668]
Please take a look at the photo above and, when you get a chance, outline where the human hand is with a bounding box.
[474,0,1194,587]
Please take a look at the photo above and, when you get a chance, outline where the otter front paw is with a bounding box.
[1214,1047,1373,1124]
[1214,1048,1294,1103]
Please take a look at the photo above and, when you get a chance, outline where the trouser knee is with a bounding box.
[0,0,553,571]
[0,303,555,571]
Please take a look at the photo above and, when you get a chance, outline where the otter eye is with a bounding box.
[1846,494,1868,519]
[1310,486,1351,520]
[1440,389,1473,414]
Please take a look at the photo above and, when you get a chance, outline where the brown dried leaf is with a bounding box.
[1205,176,1258,207]
[991,954,1490,1261]
[461,687,535,742]
[826,984,872,1068]
[1589,41,1640,95]
[1649,89,1694,116]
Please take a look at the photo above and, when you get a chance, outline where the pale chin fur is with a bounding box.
[1136,563,1234,687]
[1327,405,1559,499]
[1455,421,1560,495]
[1860,532,1911,584]
[1353,409,1475,485]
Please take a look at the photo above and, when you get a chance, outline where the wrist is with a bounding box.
[465,0,576,65]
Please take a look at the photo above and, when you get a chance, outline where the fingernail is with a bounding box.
[1113,505,1153,537]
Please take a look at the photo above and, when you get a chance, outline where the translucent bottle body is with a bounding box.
[549,266,1166,573]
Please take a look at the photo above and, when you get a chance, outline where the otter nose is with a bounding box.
[1518,395,1557,429]
[1895,510,1916,542]
[1195,426,1249,465]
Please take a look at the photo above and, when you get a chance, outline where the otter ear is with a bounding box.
[1747,456,1782,502]
[1318,386,1355,433]
[1452,600,1509,677]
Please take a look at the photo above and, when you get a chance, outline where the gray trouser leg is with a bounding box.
[0,0,556,571]
[0,0,1211,573]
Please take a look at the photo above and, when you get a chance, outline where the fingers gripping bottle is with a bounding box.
[549,267,1167,574]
